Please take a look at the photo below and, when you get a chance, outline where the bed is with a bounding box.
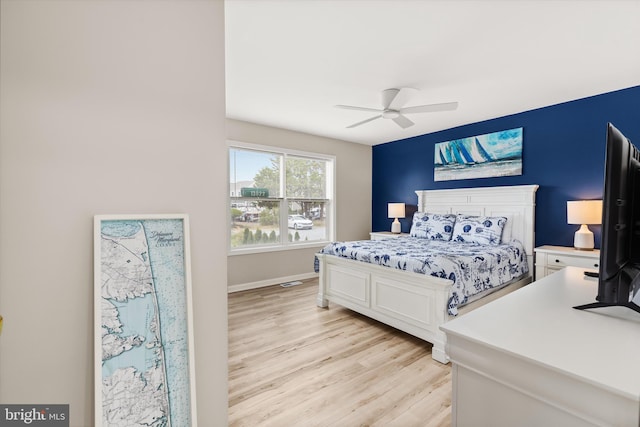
[315,184,539,364]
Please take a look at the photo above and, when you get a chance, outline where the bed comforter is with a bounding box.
[316,237,528,315]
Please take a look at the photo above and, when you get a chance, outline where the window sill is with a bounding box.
[228,241,329,256]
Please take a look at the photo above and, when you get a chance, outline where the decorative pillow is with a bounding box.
[451,214,507,245]
[409,212,456,241]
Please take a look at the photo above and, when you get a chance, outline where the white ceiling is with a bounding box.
[225,0,640,146]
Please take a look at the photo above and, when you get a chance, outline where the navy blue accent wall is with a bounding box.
[372,85,640,248]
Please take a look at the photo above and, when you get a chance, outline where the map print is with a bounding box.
[98,217,194,426]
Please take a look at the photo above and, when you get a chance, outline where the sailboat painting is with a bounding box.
[434,127,523,182]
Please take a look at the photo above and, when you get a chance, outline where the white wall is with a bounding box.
[227,119,372,289]
[0,1,228,425]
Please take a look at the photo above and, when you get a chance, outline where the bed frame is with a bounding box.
[316,184,539,364]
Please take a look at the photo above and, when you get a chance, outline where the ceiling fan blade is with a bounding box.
[387,87,418,110]
[381,88,400,109]
[400,102,459,114]
[392,114,414,129]
[335,104,383,113]
[346,115,382,128]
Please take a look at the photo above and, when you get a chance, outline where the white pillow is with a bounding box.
[451,214,507,245]
[409,212,456,241]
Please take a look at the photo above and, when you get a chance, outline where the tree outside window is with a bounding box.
[229,145,333,251]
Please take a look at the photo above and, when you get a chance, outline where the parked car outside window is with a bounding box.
[288,215,313,230]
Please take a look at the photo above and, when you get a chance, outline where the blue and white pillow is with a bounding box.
[451,214,507,245]
[409,212,456,241]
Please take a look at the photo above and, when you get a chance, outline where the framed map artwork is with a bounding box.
[94,214,197,426]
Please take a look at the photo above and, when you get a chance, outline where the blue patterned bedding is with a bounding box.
[316,237,529,316]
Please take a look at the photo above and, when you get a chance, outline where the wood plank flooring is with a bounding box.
[228,278,452,427]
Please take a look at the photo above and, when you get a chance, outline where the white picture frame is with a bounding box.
[94,214,197,426]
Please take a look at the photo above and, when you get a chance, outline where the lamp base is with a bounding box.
[574,224,594,251]
[391,218,401,234]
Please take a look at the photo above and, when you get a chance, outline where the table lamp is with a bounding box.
[388,203,405,233]
[567,200,602,250]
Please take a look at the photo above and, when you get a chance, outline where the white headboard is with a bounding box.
[415,185,539,271]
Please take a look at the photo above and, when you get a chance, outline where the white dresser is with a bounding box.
[441,267,640,427]
[534,245,600,280]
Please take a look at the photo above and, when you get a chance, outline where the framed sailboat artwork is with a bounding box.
[434,127,523,182]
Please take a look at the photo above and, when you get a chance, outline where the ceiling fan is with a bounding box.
[335,88,458,129]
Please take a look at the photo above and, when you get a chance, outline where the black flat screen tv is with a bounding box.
[574,123,640,314]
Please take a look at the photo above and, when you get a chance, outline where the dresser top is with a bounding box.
[441,267,640,400]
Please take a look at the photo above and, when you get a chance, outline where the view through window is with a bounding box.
[229,144,334,251]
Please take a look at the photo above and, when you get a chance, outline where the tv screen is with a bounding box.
[574,123,640,314]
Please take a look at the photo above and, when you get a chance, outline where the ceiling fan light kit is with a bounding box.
[382,110,400,119]
[336,87,458,129]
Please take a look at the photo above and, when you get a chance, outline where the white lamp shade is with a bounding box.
[387,203,406,219]
[567,200,602,225]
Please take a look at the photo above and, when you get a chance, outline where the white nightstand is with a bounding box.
[534,245,600,280]
[369,231,408,241]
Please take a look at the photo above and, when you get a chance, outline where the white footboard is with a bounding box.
[316,253,453,364]
[316,253,531,364]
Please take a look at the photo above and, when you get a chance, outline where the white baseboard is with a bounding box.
[228,272,319,293]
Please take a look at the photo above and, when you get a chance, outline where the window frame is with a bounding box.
[227,140,336,255]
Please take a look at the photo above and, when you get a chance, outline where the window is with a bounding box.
[229,142,334,252]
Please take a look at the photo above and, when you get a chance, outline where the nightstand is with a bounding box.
[534,245,600,280]
[369,231,409,241]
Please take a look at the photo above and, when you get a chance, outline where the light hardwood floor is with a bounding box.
[228,278,452,427]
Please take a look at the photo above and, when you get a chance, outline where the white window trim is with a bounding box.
[227,140,336,255]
